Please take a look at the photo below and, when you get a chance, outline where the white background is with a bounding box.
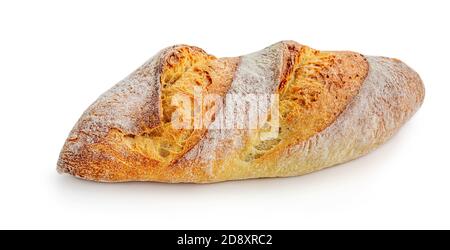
[0,0,449,229]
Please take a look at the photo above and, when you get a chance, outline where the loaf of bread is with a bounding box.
[57,41,424,183]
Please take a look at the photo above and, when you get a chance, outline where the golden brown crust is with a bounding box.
[239,43,369,164]
[58,45,239,181]
[57,41,424,183]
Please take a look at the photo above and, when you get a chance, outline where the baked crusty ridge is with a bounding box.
[57,41,424,183]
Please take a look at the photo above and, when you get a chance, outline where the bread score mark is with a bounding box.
[120,46,238,165]
[241,44,368,162]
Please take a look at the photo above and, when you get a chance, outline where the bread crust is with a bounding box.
[57,41,424,183]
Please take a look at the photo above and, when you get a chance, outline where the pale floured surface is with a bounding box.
[177,43,285,173]
[56,47,165,174]
[274,56,425,176]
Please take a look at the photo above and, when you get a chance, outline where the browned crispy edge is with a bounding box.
[57,45,240,182]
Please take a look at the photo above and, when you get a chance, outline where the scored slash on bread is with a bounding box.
[57,41,425,183]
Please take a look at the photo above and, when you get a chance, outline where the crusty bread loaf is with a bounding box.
[57,41,425,183]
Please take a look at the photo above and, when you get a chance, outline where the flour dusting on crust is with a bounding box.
[277,56,425,174]
[179,43,285,171]
[57,42,424,183]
